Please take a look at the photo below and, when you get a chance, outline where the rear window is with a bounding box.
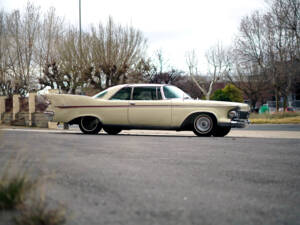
[110,87,131,100]
[93,90,107,99]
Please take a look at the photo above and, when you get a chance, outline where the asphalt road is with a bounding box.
[0,127,300,225]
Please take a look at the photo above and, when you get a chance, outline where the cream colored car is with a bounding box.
[45,84,250,137]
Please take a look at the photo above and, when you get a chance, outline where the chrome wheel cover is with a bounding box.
[81,117,99,132]
[194,116,212,134]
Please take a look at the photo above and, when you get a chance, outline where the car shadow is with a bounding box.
[49,131,245,139]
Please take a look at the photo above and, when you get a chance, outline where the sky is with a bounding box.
[0,0,266,72]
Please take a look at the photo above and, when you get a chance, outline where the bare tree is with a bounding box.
[89,17,147,89]
[39,28,90,94]
[144,50,182,84]
[270,0,300,57]
[1,3,150,96]
[0,10,10,96]
[186,43,230,100]
[126,58,154,83]
[5,2,40,96]
[36,7,64,77]
[269,0,300,108]
[234,4,299,110]
[56,28,91,93]
[227,58,269,110]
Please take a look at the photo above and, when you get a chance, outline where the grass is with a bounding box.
[0,176,33,210]
[0,152,67,225]
[0,155,35,210]
[14,193,66,225]
[250,112,300,124]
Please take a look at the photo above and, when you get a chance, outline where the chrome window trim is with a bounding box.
[130,87,134,100]
[160,86,166,100]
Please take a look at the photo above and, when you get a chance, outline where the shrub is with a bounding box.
[223,84,243,102]
[211,84,243,102]
[211,89,230,101]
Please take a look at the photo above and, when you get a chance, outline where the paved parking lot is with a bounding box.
[0,125,300,225]
[1,124,300,139]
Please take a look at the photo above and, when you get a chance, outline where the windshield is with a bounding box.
[163,86,191,99]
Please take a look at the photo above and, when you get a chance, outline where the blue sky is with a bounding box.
[0,0,266,72]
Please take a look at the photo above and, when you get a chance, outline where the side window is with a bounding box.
[110,87,131,100]
[133,87,158,100]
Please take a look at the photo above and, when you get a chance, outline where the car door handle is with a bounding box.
[130,102,136,106]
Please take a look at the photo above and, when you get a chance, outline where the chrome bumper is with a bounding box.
[44,111,55,121]
[218,120,250,128]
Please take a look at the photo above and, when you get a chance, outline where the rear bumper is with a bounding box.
[44,111,55,121]
[218,120,250,128]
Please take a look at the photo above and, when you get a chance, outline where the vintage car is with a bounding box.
[45,84,250,137]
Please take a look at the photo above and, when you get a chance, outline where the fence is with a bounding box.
[266,100,300,112]
[0,92,56,128]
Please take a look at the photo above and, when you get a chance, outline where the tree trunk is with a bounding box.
[275,88,280,112]
[251,99,257,112]
[205,93,210,100]
[283,95,288,111]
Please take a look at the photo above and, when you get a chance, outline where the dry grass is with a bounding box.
[0,176,33,210]
[0,151,67,225]
[0,154,35,210]
[14,190,66,225]
[250,112,300,124]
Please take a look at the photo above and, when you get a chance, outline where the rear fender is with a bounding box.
[68,114,103,125]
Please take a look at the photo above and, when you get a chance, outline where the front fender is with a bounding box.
[178,111,219,130]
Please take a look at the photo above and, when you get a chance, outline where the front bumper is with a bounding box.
[218,119,250,128]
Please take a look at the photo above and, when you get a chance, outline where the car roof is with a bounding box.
[95,83,170,100]
[124,83,167,87]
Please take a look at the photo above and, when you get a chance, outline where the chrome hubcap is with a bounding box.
[195,116,212,133]
[81,117,99,131]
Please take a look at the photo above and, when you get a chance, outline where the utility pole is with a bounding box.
[78,0,83,96]
[79,0,82,57]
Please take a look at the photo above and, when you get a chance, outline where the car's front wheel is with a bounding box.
[213,126,231,137]
[192,114,215,137]
[79,116,102,134]
[103,127,122,135]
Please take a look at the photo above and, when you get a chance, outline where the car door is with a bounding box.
[128,86,172,127]
[101,87,131,125]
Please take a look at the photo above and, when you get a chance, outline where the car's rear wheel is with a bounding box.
[192,114,215,137]
[103,127,122,135]
[79,116,102,134]
[213,126,231,137]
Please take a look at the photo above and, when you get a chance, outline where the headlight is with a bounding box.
[228,110,237,119]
